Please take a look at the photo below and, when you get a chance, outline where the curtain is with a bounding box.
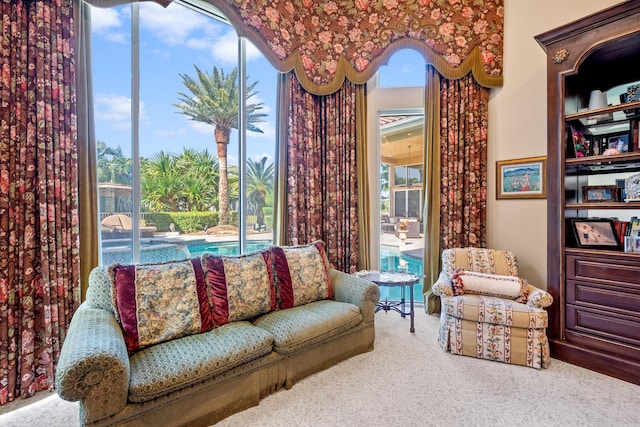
[422,65,442,315]
[439,73,488,251]
[0,0,81,405]
[355,83,370,271]
[75,0,100,300]
[273,73,290,246]
[285,74,360,273]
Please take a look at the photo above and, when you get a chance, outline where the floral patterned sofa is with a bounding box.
[55,241,380,426]
[432,247,553,369]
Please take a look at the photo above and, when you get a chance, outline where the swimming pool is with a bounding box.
[379,246,424,303]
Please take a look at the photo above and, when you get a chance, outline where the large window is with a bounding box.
[91,1,277,265]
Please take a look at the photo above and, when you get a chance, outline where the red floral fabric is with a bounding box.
[439,73,488,249]
[219,0,504,93]
[0,0,80,404]
[286,74,359,273]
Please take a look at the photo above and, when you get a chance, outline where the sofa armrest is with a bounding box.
[330,269,380,324]
[525,284,554,309]
[56,303,130,424]
[431,270,454,297]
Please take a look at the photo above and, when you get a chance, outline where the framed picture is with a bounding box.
[582,185,620,203]
[568,218,621,250]
[607,133,630,153]
[496,156,547,199]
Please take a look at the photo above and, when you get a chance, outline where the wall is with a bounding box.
[488,0,622,287]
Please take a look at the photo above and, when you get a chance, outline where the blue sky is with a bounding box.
[89,2,425,165]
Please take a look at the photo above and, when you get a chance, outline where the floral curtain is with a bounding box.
[440,73,488,248]
[421,72,488,314]
[0,0,81,405]
[214,0,504,95]
[285,74,360,272]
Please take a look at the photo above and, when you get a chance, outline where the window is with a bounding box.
[91,1,277,265]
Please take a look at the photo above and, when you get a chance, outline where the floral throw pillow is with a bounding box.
[202,250,276,326]
[110,258,213,354]
[451,269,529,303]
[272,241,333,309]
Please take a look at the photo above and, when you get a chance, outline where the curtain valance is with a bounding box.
[86,0,503,95]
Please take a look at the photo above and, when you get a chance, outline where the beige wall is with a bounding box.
[489,0,622,287]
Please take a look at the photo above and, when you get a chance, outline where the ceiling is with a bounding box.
[380,115,424,166]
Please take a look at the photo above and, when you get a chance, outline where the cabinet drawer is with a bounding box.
[567,280,640,315]
[566,305,640,347]
[566,255,640,286]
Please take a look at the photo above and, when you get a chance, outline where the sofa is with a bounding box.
[55,241,380,426]
[432,248,553,369]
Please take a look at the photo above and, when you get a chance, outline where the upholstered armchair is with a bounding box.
[432,248,553,369]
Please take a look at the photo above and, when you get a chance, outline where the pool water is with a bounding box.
[379,247,424,303]
[187,241,272,257]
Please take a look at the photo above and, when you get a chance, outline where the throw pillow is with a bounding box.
[202,250,276,326]
[110,258,213,354]
[271,240,332,309]
[451,269,529,303]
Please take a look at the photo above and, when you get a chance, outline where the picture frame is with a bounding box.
[568,218,621,250]
[582,185,620,203]
[496,156,547,199]
[607,133,630,153]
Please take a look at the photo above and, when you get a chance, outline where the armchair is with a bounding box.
[432,248,553,369]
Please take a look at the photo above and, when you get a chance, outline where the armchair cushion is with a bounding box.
[451,268,529,303]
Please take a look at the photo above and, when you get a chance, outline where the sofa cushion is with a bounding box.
[442,294,548,329]
[272,241,332,309]
[128,321,274,403]
[202,250,276,326]
[110,258,214,353]
[451,269,528,303]
[252,300,362,354]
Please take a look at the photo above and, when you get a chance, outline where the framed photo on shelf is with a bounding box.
[568,218,621,250]
[496,156,547,199]
[606,133,630,153]
[582,185,620,203]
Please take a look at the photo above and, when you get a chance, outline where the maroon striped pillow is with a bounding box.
[110,258,213,354]
[202,250,276,326]
[272,241,332,309]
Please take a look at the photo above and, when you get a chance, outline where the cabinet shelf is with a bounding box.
[565,201,640,209]
[565,99,640,121]
[566,152,640,166]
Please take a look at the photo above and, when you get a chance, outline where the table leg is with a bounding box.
[409,285,415,333]
[400,285,406,318]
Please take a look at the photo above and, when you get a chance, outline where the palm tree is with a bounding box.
[174,65,267,225]
[247,156,274,230]
[97,141,131,185]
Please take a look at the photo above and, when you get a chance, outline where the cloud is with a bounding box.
[94,93,146,130]
[89,6,121,33]
[248,120,275,140]
[139,2,221,46]
[251,153,274,163]
[210,32,263,64]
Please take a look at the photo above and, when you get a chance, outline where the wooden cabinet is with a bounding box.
[535,1,640,385]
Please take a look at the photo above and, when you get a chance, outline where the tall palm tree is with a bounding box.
[247,156,274,230]
[174,65,267,225]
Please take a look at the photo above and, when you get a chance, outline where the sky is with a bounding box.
[89,2,426,166]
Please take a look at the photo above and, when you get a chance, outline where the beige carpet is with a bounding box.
[1,311,639,427]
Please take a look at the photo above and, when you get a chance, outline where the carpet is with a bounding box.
[1,311,639,427]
